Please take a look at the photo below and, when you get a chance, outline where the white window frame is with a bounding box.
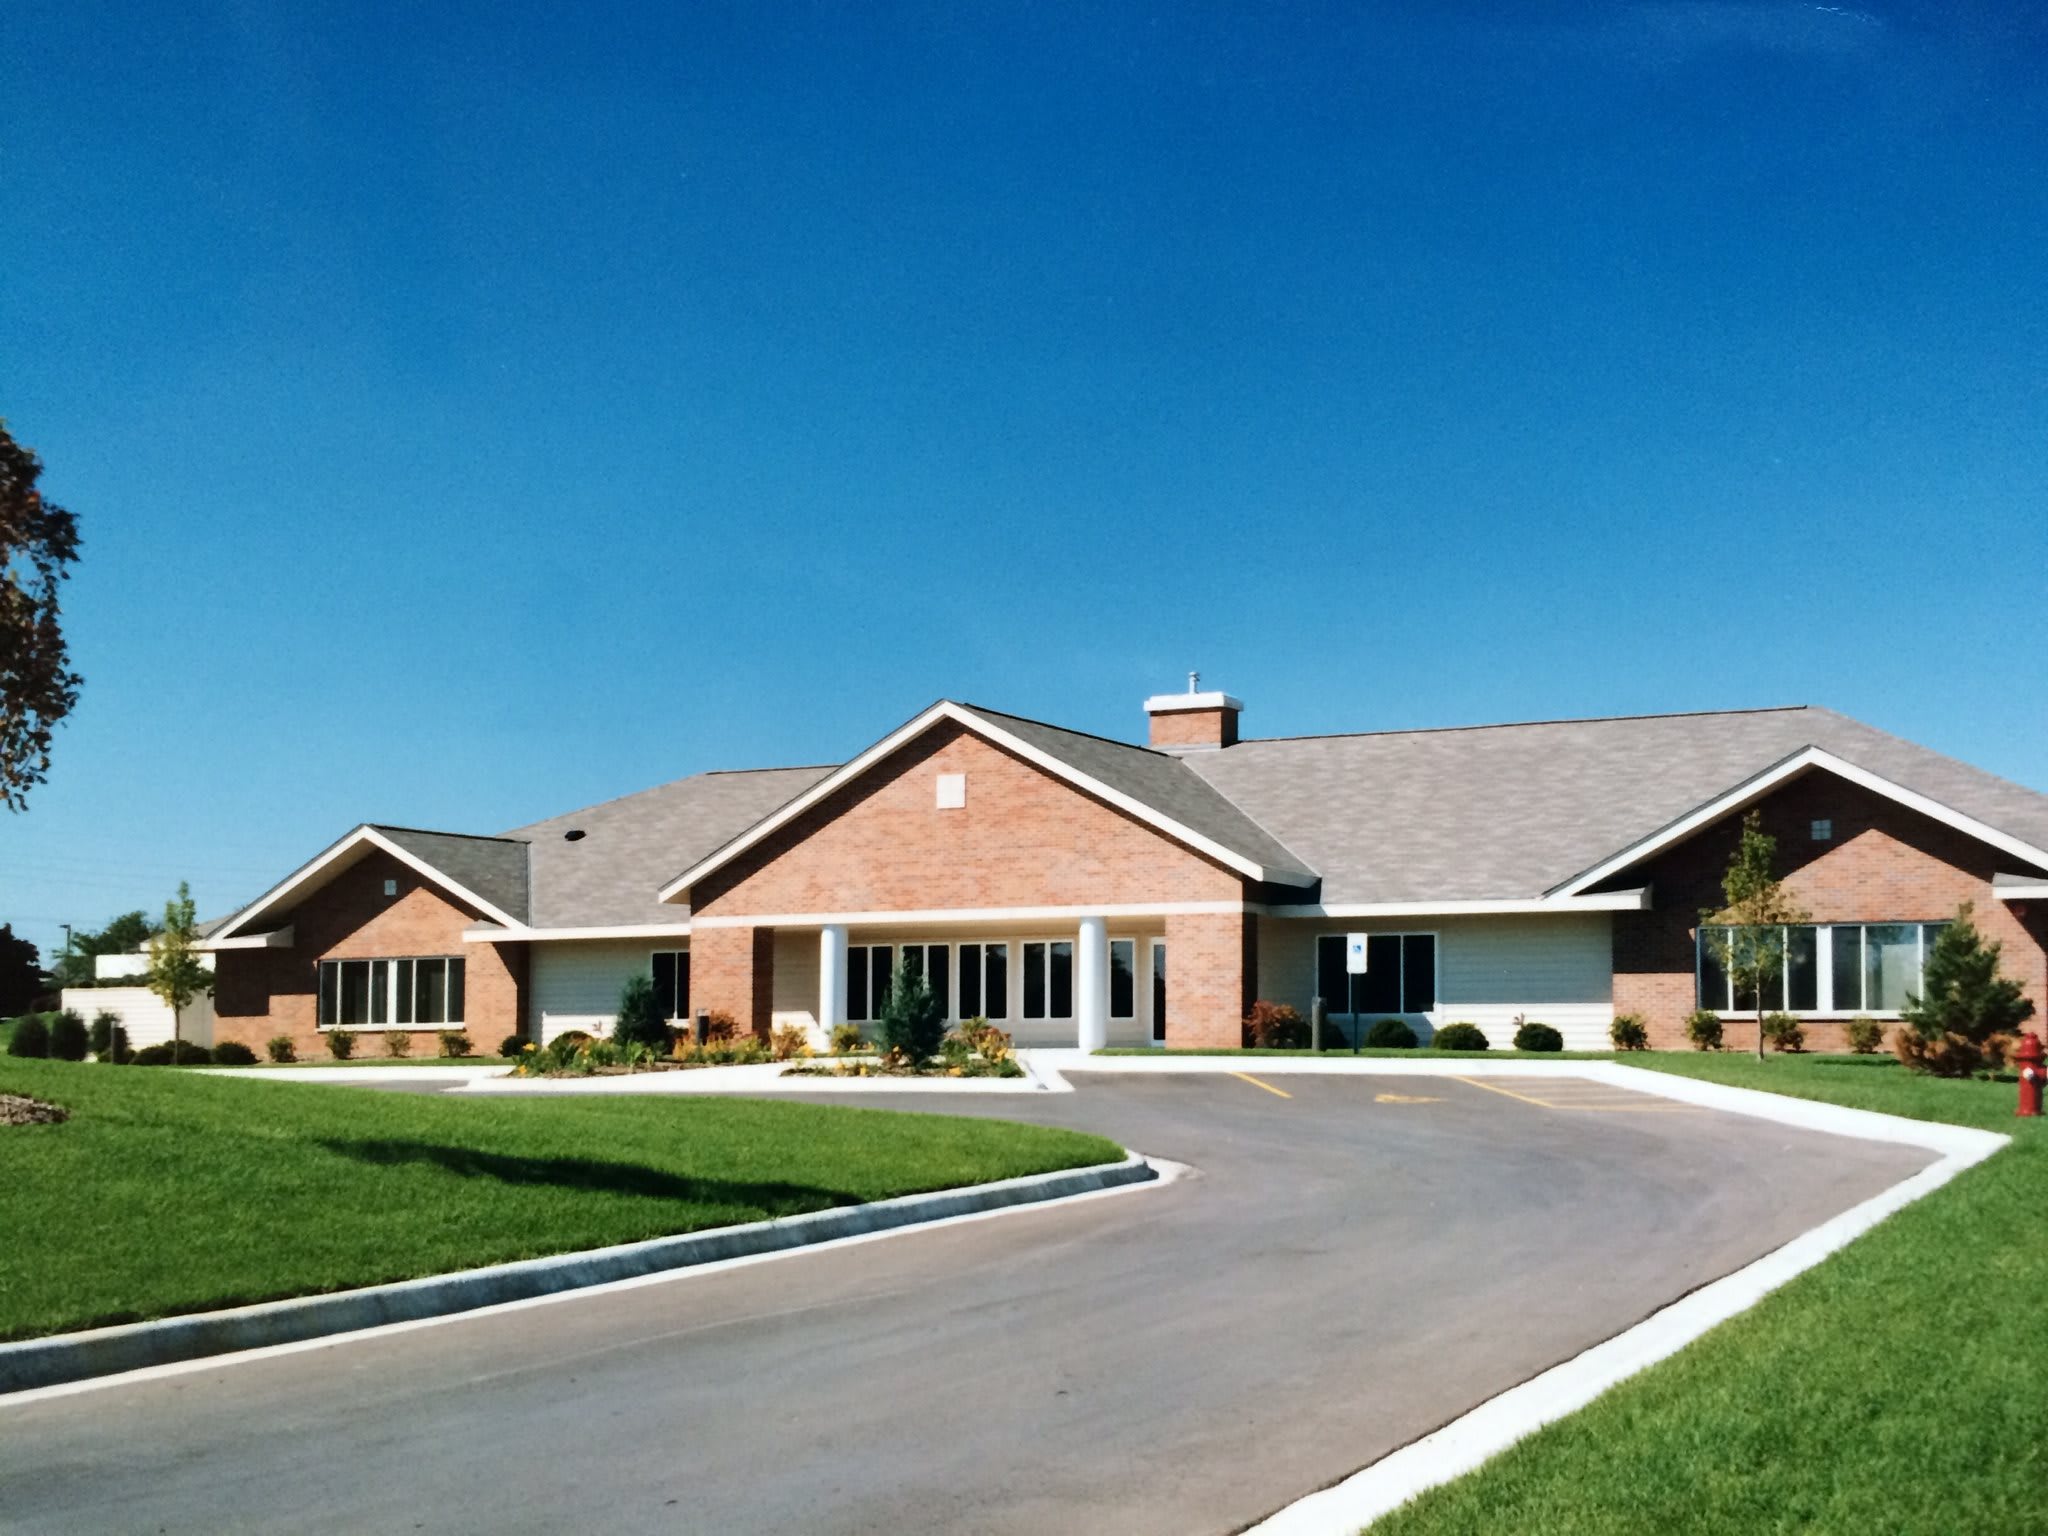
[954,941,1011,1023]
[1312,931,1440,1018]
[1017,936,1078,1022]
[317,955,465,1030]
[1694,921,1943,1019]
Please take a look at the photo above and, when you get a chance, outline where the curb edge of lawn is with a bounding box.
[1242,1068,2011,1536]
[0,1152,1156,1397]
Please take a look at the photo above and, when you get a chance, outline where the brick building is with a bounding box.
[198,689,2048,1055]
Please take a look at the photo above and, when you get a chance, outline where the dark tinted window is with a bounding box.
[1110,940,1134,1018]
[1401,935,1436,1013]
[985,943,1008,1020]
[958,944,982,1018]
[1050,942,1073,1017]
[1360,935,1401,1014]
[1023,943,1046,1018]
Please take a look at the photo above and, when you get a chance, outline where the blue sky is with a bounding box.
[3,2,2044,961]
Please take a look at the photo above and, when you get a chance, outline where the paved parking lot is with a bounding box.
[0,1073,1932,1535]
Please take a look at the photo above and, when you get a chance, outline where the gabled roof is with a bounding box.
[657,701,1319,902]
[1183,705,2048,906]
[503,765,836,928]
[208,824,530,943]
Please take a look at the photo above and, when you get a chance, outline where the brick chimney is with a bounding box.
[1145,675,1243,751]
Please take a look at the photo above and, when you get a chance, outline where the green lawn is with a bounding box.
[209,1056,511,1069]
[1370,1053,2046,1535]
[0,1058,1121,1343]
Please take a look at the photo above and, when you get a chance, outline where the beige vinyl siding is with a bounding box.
[58,987,215,1050]
[1259,913,1615,1050]
[528,939,672,1044]
[772,930,821,1040]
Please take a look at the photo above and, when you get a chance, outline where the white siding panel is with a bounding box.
[773,931,821,1042]
[529,940,672,1044]
[60,987,215,1050]
[1258,914,1615,1051]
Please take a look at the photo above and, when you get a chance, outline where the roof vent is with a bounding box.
[563,829,587,842]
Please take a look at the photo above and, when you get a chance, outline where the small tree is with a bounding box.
[145,882,211,1064]
[877,954,946,1065]
[613,973,669,1051]
[1896,903,2035,1077]
[1703,811,1810,1062]
[0,921,39,1016]
[0,420,84,811]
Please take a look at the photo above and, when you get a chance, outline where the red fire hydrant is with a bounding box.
[2018,1033,2044,1119]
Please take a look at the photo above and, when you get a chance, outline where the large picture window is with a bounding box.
[652,950,690,1022]
[1697,922,1946,1014]
[1020,940,1075,1020]
[1314,933,1436,1015]
[846,945,894,1023]
[318,956,465,1028]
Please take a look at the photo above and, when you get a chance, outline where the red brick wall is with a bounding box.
[212,849,525,1058]
[692,721,1245,916]
[689,925,774,1040]
[1148,707,1239,749]
[1163,911,1255,1047]
[1610,773,2048,1051]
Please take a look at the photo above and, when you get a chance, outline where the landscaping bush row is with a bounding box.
[1236,1002,1566,1052]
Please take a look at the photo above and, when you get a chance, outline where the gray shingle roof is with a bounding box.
[501,767,835,927]
[960,704,1315,881]
[1182,705,2048,904]
[371,827,532,924]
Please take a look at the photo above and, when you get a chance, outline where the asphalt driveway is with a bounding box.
[0,1072,1932,1535]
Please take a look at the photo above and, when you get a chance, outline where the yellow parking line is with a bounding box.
[1453,1076,1555,1108]
[1229,1071,1292,1099]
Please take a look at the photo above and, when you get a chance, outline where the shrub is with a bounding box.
[326,1028,357,1061]
[380,1030,411,1058]
[698,1011,741,1045]
[211,1040,256,1066]
[877,955,946,1064]
[498,1033,525,1059]
[132,1041,212,1066]
[1608,1012,1649,1051]
[7,1013,50,1057]
[48,1010,89,1061]
[1897,903,2036,1076]
[1844,1015,1884,1055]
[1364,1017,1418,1049]
[91,1012,132,1062]
[961,1017,1012,1064]
[1761,1012,1806,1053]
[266,1034,297,1063]
[612,973,669,1052]
[1433,1021,1489,1052]
[438,1030,473,1058]
[1244,1000,1309,1049]
[830,1022,866,1055]
[552,1030,593,1049]
[1514,1021,1564,1053]
[1684,1009,1725,1051]
[771,1024,810,1061]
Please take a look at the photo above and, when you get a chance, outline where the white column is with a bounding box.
[819,925,848,1042]
[1076,915,1109,1051]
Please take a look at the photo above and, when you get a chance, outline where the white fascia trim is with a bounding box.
[1259,890,1649,919]
[1551,746,2048,899]
[1143,691,1243,715]
[210,826,526,942]
[196,926,296,952]
[657,701,1311,902]
[689,900,1250,930]
[462,922,695,944]
[1994,879,2048,902]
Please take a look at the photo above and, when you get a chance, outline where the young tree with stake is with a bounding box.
[146,883,211,1062]
[1703,811,1811,1062]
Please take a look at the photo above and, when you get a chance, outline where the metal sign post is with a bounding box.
[1346,932,1368,1054]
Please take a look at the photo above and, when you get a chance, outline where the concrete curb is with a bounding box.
[0,1153,1154,1397]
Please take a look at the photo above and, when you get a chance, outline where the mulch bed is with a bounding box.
[0,1093,70,1127]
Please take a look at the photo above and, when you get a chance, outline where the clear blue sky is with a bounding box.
[4,2,2044,962]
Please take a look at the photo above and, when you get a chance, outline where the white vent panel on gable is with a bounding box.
[936,772,966,810]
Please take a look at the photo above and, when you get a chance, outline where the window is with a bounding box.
[1698,923,1946,1014]
[1151,941,1167,1042]
[1314,934,1437,1015]
[846,945,894,1023]
[652,950,690,1021]
[1020,940,1075,1019]
[900,943,951,1015]
[1110,939,1135,1019]
[935,772,966,809]
[317,957,464,1027]
[1811,819,1833,841]
[957,943,1009,1020]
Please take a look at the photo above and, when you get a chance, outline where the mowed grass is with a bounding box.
[0,1058,1121,1343]
[1370,1053,2048,1536]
